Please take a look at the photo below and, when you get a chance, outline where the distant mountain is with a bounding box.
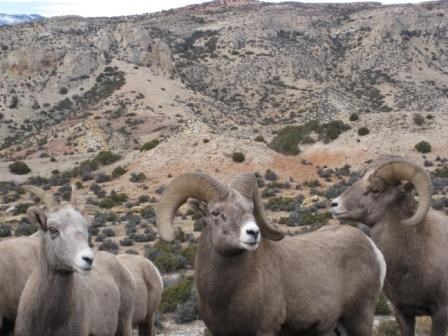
[0,14,44,26]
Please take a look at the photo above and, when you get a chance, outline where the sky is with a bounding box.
[0,0,429,17]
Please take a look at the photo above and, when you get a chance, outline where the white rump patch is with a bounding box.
[367,237,386,289]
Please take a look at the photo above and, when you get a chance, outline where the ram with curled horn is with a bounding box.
[331,155,448,336]
[156,172,386,336]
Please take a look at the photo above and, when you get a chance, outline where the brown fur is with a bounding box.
[0,236,39,334]
[196,224,383,336]
[158,173,385,336]
[117,254,163,336]
[332,159,448,336]
[14,207,135,336]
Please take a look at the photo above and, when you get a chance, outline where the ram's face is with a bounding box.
[331,171,402,227]
[201,191,261,256]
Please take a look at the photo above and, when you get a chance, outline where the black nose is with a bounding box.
[246,228,260,238]
[331,201,338,207]
[82,256,94,266]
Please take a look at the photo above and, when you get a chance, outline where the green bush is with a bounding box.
[358,127,370,136]
[413,113,425,126]
[232,152,245,163]
[140,139,160,152]
[254,135,265,142]
[59,87,68,94]
[154,253,186,273]
[0,224,12,237]
[375,293,391,315]
[180,244,197,267]
[269,120,350,155]
[112,166,127,178]
[434,167,448,178]
[375,320,400,336]
[160,277,194,313]
[349,113,359,121]
[98,190,128,209]
[95,151,121,165]
[415,141,431,153]
[9,161,31,175]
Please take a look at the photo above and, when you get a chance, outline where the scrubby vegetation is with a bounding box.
[9,161,31,175]
[232,152,245,163]
[140,139,160,152]
[415,141,431,153]
[269,120,350,155]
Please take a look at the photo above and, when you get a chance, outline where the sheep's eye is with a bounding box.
[211,210,220,217]
[48,227,59,237]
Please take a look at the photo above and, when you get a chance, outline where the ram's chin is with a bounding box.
[240,242,259,251]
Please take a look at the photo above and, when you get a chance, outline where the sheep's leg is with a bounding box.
[340,305,374,336]
[137,322,153,336]
[431,307,448,336]
[394,309,415,336]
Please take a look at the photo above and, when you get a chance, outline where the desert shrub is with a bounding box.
[95,234,105,242]
[265,197,297,212]
[269,120,350,155]
[254,135,265,142]
[56,184,72,202]
[95,151,121,165]
[0,224,12,237]
[98,190,128,209]
[120,237,134,246]
[59,87,68,94]
[232,152,245,163]
[349,113,359,121]
[13,203,32,215]
[413,113,425,126]
[180,244,197,267]
[154,253,187,273]
[434,167,448,178]
[141,205,156,221]
[358,127,370,136]
[15,219,37,236]
[9,161,31,175]
[264,169,278,181]
[98,239,120,254]
[160,277,194,313]
[193,218,206,231]
[415,141,431,153]
[112,166,127,178]
[95,172,111,183]
[130,172,147,183]
[174,288,199,324]
[102,228,115,237]
[375,320,400,336]
[375,293,391,315]
[140,139,159,152]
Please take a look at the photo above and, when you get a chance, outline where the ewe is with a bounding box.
[15,186,135,336]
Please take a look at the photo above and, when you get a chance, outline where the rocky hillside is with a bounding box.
[0,0,446,165]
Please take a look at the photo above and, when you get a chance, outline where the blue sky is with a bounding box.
[0,0,428,17]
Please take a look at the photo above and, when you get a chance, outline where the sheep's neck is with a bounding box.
[33,244,76,329]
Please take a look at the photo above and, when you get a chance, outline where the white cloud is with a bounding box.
[1,0,429,17]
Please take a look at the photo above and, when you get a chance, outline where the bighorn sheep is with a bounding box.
[117,254,163,336]
[15,186,135,336]
[0,235,38,336]
[156,172,386,336]
[331,155,448,336]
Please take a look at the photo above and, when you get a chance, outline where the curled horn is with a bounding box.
[22,185,57,209]
[156,172,229,242]
[230,173,284,241]
[372,158,432,226]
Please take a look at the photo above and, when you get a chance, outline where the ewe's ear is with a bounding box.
[27,207,47,231]
[188,198,208,217]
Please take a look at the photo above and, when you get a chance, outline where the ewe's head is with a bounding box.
[331,156,432,227]
[24,185,95,274]
[156,172,284,256]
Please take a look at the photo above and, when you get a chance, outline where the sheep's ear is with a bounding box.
[188,198,208,217]
[27,207,47,231]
